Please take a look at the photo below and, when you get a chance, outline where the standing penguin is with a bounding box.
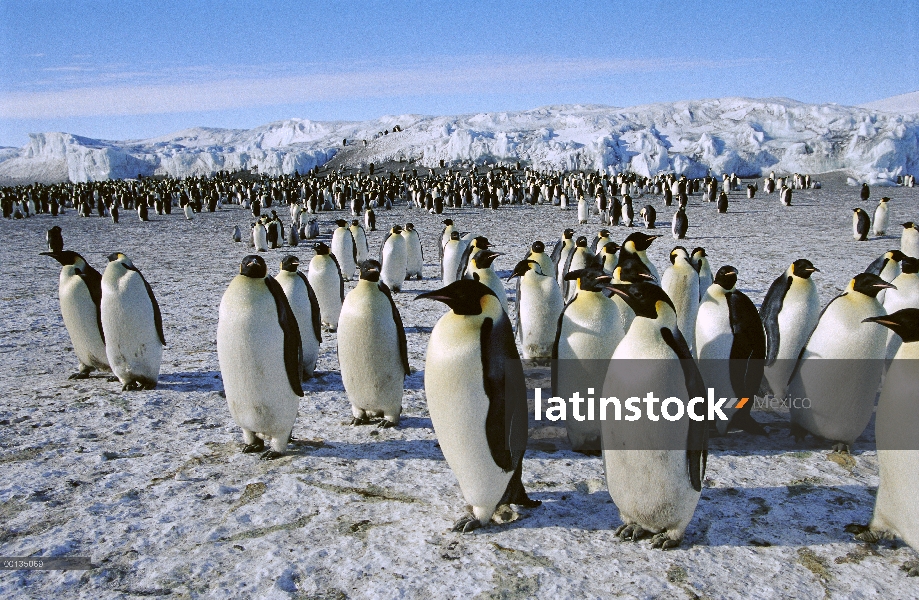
[524,241,555,279]
[602,281,708,549]
[364,207,376,231]
[41,251,110,379]
[561,237,596,301]
[217,255,302,460]
[717,191,728,213]
[468,250,508,314]
[380,224,408,292]
[338,260,409,427]
[901,222,919,259]
[183,202,194,220]
[402,223,424,280]
[507,259,564,360]
[672,207,688,239]
[788,273,895,451]
[332,219,358,280]
[350,219,370,264]
[590,229,612,254]
[550,229,576,284]
[599,241,621,274]
[851,309,919,575]
[418,280,540,532]
[577,195,588,224]
[305,218,320,240]
[883,258,919,360]
[253,220,269,252]
[459,236,493,281]
[866,250,906,303]
[110,202,119,224]
[640,205,656,228]
[101,253,164,390]
[860,182,870,202]
[760,259,821,399]
[661,247,701,356]
[441,231,468,285]
[554,268,623,454]
[439,218,456,259]
[307,242,345,332]
[690,248,713,300]
[618,232,660,282]
[232,225,242,242]
[873,197,890,236]
[47,226,63,253]
[287,224,300,248]
[695,266,767,435]
[274,255,322,380]
[853,208,871,241]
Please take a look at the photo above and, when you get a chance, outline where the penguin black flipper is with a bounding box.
[264,276,304,397]
[549,239,563,272]
[458,242,475,281]
[349,231,357,263]
[590,235,600,254]
[865,255,887,276]
[514,275,522,338]
[379,282,410,376]
[550,298,576,395]
[329,254,345,301]
[80,264,106,344]
[297,271,323,343]
[481,314,526,473]
[727,291,768,435]
[661,326,708,493]
[857,213,870,240]
[379,231,392,262]
[759,274,791,366]
[438,227,446,260]
[126,266,165,346]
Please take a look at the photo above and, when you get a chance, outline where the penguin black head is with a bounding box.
[902,257,919,274]
[351,219,360,226]
[335,219,348,227]
[40,250,85,268]
[405,223,415,231]
[886,250,907,263]
[713,265,738,290]
[563,229,574,239]
[449,231,460,241]
[314,242,331,255]
[864,308,919,343]
[598,229,610,238]
[607,281,675,320]
[107,252,134,268]
[575,236,588,248]
[669,246,689,264]
[391,224,404,235]
[416,279,497,315]
[473,250,502,269]
[791,259,819,278]
[564,268,611,292]
[280,255,300,272]
[473,236,491,249]
[602,241,621,255]
[359,259,382,282]
[240,255,267,278]
[443,219,454,226]
[904,222,918,231]
[691,247,707,258]
[508,259,538,280]
[851,272,896,297]
[615,260,656,284]
[531,241,545,253]
[623,232,659,251]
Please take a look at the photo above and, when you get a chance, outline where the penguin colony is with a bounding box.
[27,163,919,568]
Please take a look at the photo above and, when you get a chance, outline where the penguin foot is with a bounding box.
[650,533,682,550]
[615,523,649,542]
[376,419,397,429]
[902,560,919,577]
[242,440,265,453]
[106,376,120,382]
[68,371,90,380]
[350,417,374,426]
[573,448,602,457]
[732,411,769,436]
[451,516,482,534]
[831,443,851,454]
[790,423,808,443]
[121,381,143,391]
[259,450,284,461]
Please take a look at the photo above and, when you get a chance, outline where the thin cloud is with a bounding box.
[0,56,763,119]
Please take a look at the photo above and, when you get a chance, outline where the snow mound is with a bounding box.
[1,98,918,184]
[860,91,919,115]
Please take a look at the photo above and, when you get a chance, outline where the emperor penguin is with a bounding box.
[332,219,358,280]
[866,250,906,303]
[780,186,792,206]
[287,224,299,248]
[402,223,424,280]
[550,229,576,283]
[760,259,821,399]
[232,225,242,243]
[524,241,555,279]
[41,251,110,379]
[554,268,623,454]
[338,260,410,427]
[183,203,194,220]
[562,237,596,300]
[883,257,919,360]
[364,207,376,231]
[873,197,890,236]
[507,259,564,360]
[599,241,621,274]
[609,260,656,334]
[577,195,589,224]
[672,207,689,239]
[101,253,164,390]
[47,226,63,253]
[468,250,508,314]
[305,218,320,240]
[618,232,660,282]
[853,208,871,241]
[590,230,612,254]
[861,182,871,202]
[418,280,541,532]
[788,273,895,452]
[307,242,345,332]
[350,219,370,264]
[439,219,456,260]
[602,281,709,549]
[716,191,728,213]
[851,309,919,575]
[441,231,467,285]
[640,205,656,228]
[217,255,303,459]
[901,222,919,259]
[274,255,322,379]
[695,266,767,435]
[253,220,269,252]
[690,247,713,300]
[661,247,700,356]
[380,224,408,292]
[460,236,492,280]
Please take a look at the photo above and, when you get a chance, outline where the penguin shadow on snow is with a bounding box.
[285,436,441,461]
[156,370,223,392]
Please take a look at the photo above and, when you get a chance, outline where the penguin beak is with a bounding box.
[415,290,452,303]
[876,282,897,290]
[606,284,633,299]
[809,267,820,273]
[863,316,897,327]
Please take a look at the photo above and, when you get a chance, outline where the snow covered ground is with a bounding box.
[2,172,919,598]
[2,97,918,186]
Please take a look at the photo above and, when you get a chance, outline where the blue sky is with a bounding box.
[1,0,917,147]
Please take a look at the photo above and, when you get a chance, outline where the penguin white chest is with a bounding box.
[58,269,108,370]
[381,236,407,290]
[308,257,343,329]
[101,269,162,385]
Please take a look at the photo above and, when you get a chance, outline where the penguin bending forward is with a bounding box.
[418,280,540,532]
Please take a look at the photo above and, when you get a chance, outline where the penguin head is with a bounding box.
[575,236,588,248]
[280,255,300,272]
[886,250,907,263]
[691,247,707,260]
[472,250,502,270]
[416,279,497,316]
[239,255,267,278]
[880,197,890,204]
[314,242,331,255]
[623,232,659,252]
[902,257,919,274]
[405,223,415,231]
[531,241,545,254]
[669,246,690,264]
[614,261,656,284]
[391,225,404,235]
[598,229,610,238]
[904,222,918,231]
[864,308,919,343]
[607,281,676,321]
[443,219,454,226]
[850,272,896,298]
[40,250,86,271]
[351,219,360,227]
[563,229,574,240]
[472,236,491,249]
[107,252,134,268]
[713,265,738,290]
[359,260,382,282]
[449,231,461,241]
[602,241,621,256]
[564,268,611,292]
[791,259,819,279]
[508,259,539,280]
[335,219,348,228]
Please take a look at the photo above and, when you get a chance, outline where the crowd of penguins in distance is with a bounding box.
[22,161,919,563]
